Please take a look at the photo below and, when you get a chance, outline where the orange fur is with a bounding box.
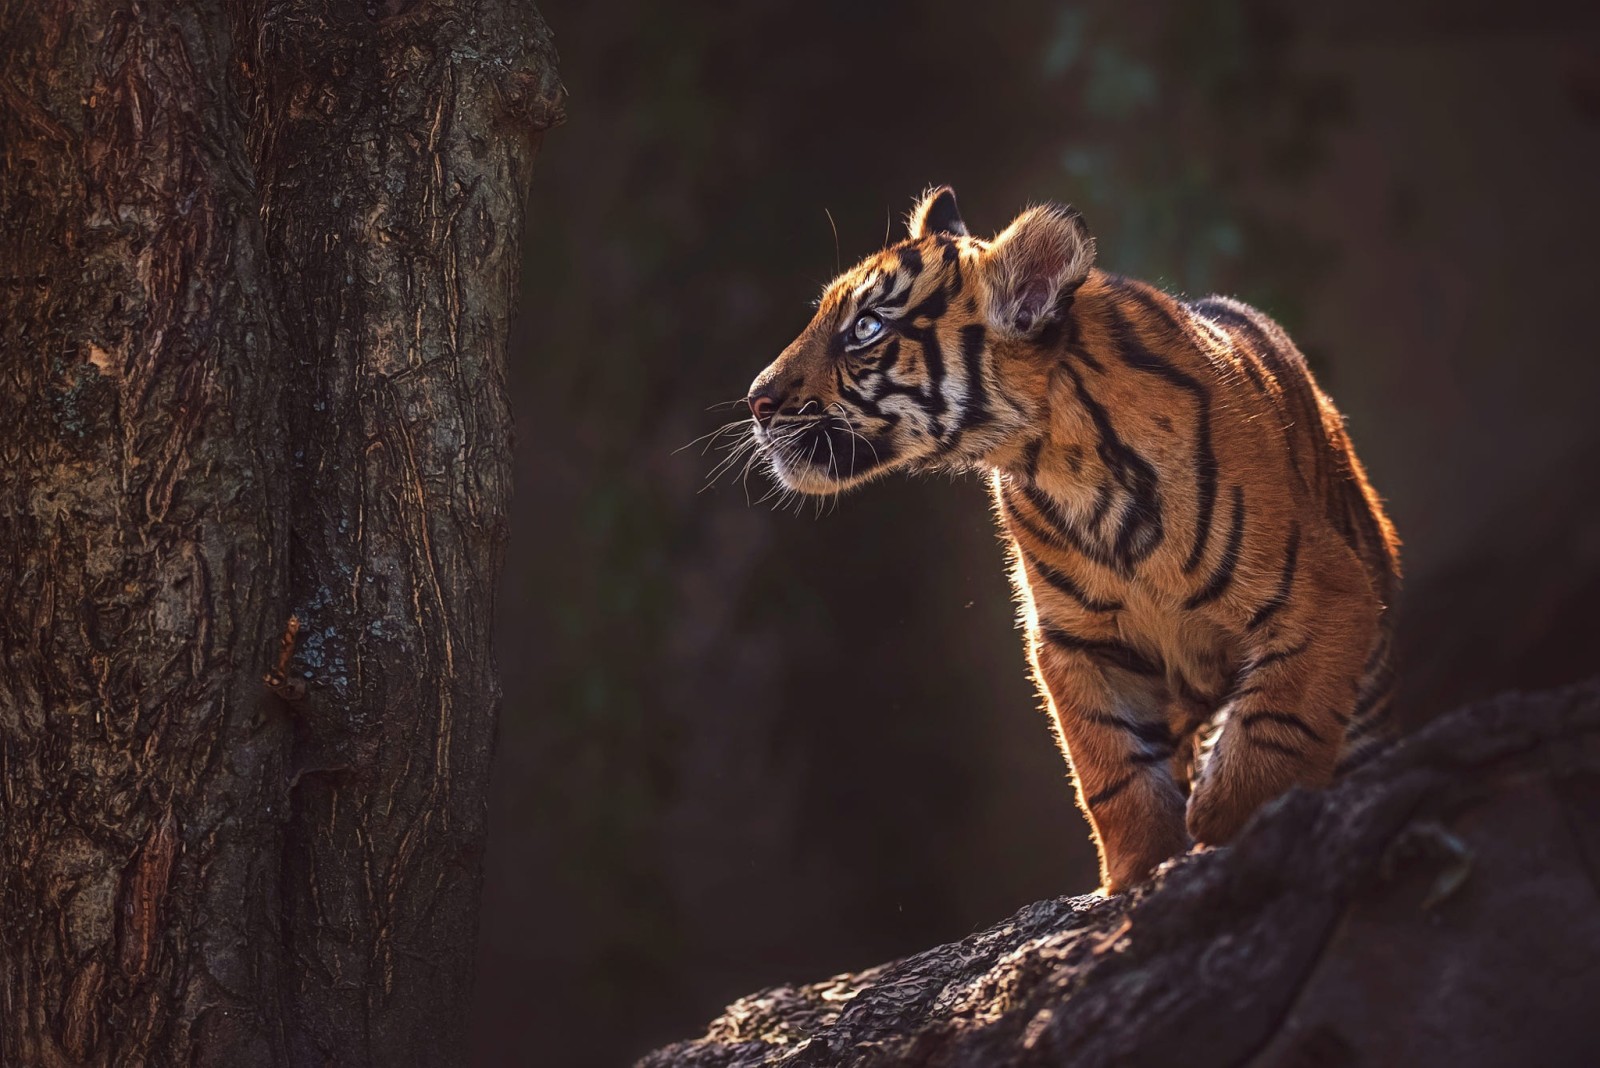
[746,188,1400,892]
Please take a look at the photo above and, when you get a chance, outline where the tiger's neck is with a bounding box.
[982,270,1217,575]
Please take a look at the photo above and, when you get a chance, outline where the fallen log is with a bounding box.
[641,679,1600,1067]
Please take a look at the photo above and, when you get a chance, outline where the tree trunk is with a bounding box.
[0,3,562,1064]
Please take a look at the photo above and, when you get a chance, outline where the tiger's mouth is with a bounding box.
[757,414,894,493]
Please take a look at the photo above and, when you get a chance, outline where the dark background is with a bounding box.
[470,1,1600,1064]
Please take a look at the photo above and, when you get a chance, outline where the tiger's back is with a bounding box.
[1186,294,1401,750]
[1191,294,1399,611]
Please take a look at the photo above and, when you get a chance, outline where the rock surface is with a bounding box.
[640,680,1600,1067]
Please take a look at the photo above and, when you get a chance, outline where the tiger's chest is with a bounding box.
[1112,588,1239,705]
[1015,557,1242,708]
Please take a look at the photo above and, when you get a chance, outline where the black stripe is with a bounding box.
[1086,774,1135,809]
[1102,280,1218,576]
[945,258,965,297]
[878,338,902,374]
[1001,485,1114,565]
[1025,553,1123,613]
[1239,711,1324,743]
[903,283,948,327]
[1056,326,1094,370]
[1353,645,1395,706]
[875,280,913,311]
[1223,309,1327,489]
[838,381,887,420]
[1247,737,1307,759]
[1206,302,1287,380]
[1236,353,1269,393]
[997,484,1070,553]
[1247,525,1301,631]
[1055,359,1164,572]
[1190,301,1271,394]
[1325,473,1362,557]
[1087,481,1115,531]
[1335,469,1390,571]
[895,288,950,434]
[867,269,911,311]
[1184,485,1247,610]
[1041,626,1162,677]
[1349,694,1396,734]
[1016,480,1116,569]
[946,323,990,444]
[1013,480,1076,540]
[1022,438,1044,480]
[1351,681,1390,720]
[1250,638,1310,672]
[1252,336,1313,411]
[1086,710,1173,748]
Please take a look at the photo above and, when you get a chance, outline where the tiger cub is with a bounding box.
[745,187,1400,892]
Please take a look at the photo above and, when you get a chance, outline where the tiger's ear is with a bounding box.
[908,185,968,239]
[981,204,1096,337]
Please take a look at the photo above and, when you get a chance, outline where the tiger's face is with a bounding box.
[747,187,1094,494]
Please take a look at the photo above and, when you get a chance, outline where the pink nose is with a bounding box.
[748,392,779,426]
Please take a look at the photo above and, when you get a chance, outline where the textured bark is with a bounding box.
[0,2,561,1065]
[643,679,1600,1068]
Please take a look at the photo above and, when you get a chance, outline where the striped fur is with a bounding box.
[746,188,1401,892]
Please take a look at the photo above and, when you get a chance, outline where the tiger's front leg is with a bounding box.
[1032,629,1189,893]
[1186,588,1379,846]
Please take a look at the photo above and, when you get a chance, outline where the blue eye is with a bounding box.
[851,312,884,345]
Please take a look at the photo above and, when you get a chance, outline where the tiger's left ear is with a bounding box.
[908,185,968,239]
[981,204,1095,338]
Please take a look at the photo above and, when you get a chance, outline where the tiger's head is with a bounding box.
[746,187,1096,495]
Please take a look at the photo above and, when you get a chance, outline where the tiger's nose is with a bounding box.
[747,389,780,427]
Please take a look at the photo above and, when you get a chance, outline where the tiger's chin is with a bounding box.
[763,439,915,495]
[756,418,908,495]
[765,452,895,495]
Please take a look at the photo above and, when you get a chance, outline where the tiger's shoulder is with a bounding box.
[1053,271,1399,594]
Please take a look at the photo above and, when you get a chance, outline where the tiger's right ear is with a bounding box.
[981,204,1095,338]
[908,185,969,239]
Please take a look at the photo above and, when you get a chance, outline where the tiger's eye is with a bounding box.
[853,312,883,343]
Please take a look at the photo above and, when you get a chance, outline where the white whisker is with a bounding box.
[678,418,755,457]
[818,423,841,519]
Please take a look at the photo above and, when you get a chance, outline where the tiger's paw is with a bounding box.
[1101,826,1191,894]
[1185,788,1253,846]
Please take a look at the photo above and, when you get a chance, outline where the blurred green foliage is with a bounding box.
[1043,0,1346,327]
